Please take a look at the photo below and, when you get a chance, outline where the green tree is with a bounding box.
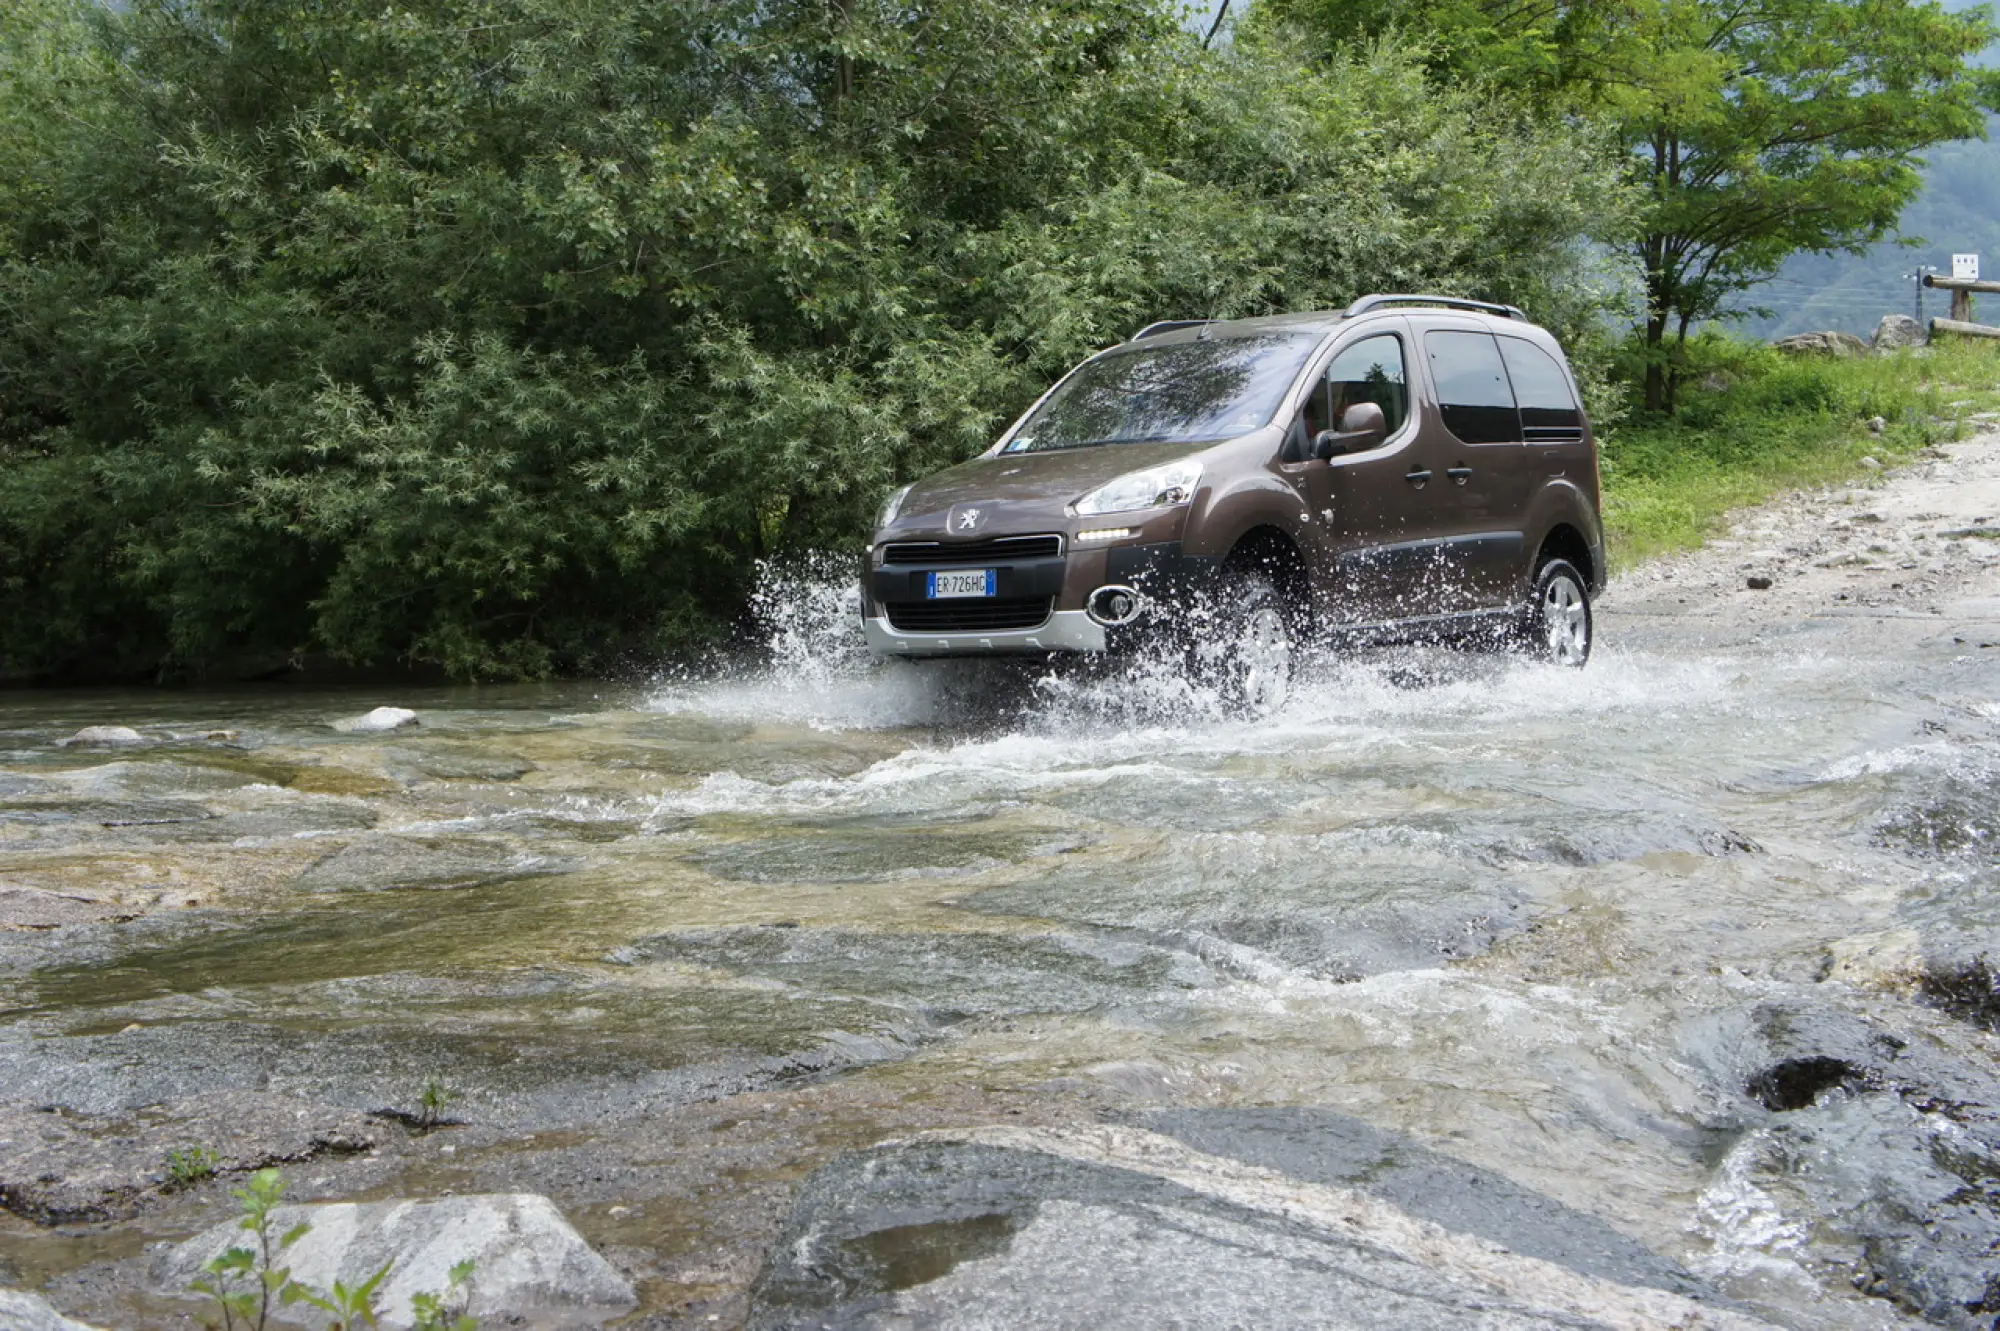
[0,0,1628,681]
[1258,0,2000,412]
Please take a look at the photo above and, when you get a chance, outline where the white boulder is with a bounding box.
[330,706,420,734]
[0,1288,104,1330]
[156,1193,635,1329]
[57,725,145,748]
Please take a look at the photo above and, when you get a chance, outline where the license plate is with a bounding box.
[927,569,996,599]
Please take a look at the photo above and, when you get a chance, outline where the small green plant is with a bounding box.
[410,1260,478,1331]
[188,1167,479,1330]
[416,1076,456,1130]
[165,1145,220,1191]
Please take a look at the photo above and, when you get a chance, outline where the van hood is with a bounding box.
[890,440,1212,528]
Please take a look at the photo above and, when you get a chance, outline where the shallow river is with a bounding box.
[3,553,1999,1328]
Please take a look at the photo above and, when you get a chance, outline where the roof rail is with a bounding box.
[1344,293,1524,321]
[1129,319,1216,341]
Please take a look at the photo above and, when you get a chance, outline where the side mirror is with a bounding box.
[1314,402,1388,460]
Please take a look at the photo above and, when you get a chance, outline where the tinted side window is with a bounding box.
[1497,337,1583,440]
[1424,331,1518,445]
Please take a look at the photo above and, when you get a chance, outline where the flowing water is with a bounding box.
[3,550,1999,1328]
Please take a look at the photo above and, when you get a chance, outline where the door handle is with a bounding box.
[1446,466,1472,486]
[1405,468,1431,488]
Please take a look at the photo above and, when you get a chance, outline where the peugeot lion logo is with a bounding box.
[952,506,985,533]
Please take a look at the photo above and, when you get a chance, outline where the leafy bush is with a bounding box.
[0,0,1628,681]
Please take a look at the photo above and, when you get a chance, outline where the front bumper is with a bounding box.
[863,609,1107,657]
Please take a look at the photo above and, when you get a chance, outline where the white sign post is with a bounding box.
[1953,253,1980,281]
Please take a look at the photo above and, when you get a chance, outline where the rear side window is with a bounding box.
[1497,337,1583,441]
[1424,331,1518,445]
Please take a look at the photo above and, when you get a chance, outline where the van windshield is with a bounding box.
[1003,333,1320,453]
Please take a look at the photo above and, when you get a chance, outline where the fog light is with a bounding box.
[1086,584,1146,627]
[1076,527,1136,543]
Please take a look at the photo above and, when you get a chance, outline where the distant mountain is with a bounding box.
[1742,1,1998,340]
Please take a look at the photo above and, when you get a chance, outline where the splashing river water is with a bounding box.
[4,438,2000,1328]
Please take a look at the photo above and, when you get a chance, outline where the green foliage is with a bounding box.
[188,1166,480,1330]
[165,1145,221,1190]
[1257,0,2000,411]
[1599,337,2000,558]
[0,0,1627,681]
[416,1076,456,1130]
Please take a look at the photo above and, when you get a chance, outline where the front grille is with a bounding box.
[882,534,1063,565]
[885,598,1054,633]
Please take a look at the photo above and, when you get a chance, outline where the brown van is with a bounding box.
[861,295,1605,710]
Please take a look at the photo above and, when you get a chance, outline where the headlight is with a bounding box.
[877,483,914,528]
[1072,461,1202,517]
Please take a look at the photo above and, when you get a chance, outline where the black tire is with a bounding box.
[1187,569,1296,714]
[1516,557,1592,667]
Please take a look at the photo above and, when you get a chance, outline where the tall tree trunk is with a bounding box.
[830,0,855,107]
[1641,234,1672,415]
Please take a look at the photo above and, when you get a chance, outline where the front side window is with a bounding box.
[1325,335,1408,436]
[1425,330,1519,445]
[1005,333,1321,453]
[1497,337,1583,440]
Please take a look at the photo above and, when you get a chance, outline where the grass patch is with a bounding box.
[1600,336,2000,565]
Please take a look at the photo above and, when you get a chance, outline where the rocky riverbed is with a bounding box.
[3,433,1999,1328]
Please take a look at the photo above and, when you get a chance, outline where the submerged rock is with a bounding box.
[330,706,420,734]
[290,835,537,893]
[56,726,145,748]
[0,1091,381,1225]
[0,1288,103,1330]
[155,1193,636,1328]
[749,1125,1768,1330]
[0,884,140,930]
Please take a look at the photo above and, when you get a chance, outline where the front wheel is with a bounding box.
[1190,571,1295,714]
[1518,557,1592,667]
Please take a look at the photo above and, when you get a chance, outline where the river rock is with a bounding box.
[0,884,139,930]
[1771,330,1867,357]
[749,1125,1770,1330]
[291,834,539,893]
[1688,1001,2000,1329]
[0,1092,382,1225]
[0,1288,104,1330]
[330,706,420,734]
[154,1193,637,1328]
[57,726,145,748]
[1873,313,1925,350]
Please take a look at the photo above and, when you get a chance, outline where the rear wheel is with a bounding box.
[1518,557,1592,667]
[1191,571,1294,714]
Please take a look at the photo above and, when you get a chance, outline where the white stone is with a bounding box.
[57,725,145,748]
[0,1288,104,1330]
[156,1194,634,1329]
[330,706,419,734]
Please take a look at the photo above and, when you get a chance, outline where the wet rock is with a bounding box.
[617,926,1210,1021]
[1873,314,1924,350]
[330,706,419,734]
[1693,1002,2000,1328]
[155,1193,636,1328]
[56,726,145,749]
[0,1288,103,1330]
[380,744,535,783]
[1745,575,1773,591]
[0,885,139,930]
[291,835,541,893]
[0,1092,381,1225]
[1772,330,1867,357]
[1134,1107,1715,1299]
[690,829,1027,884]
[1916,954,2000,1031]
[749,1125,1769,1330]
[0,798,215,830]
